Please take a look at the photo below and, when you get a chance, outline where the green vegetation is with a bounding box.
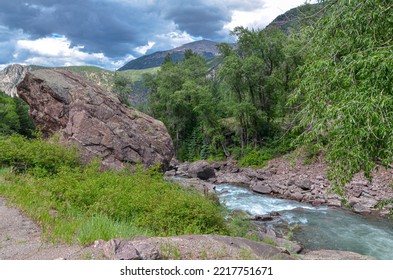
[290,0,393,193]
[1,0,392,245]
[0,91,35,137]
[146,27,299,162]
[0,135,228,244]
[143,0,392,197]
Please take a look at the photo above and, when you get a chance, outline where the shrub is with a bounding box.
[0,134,81,174]
[0,137,228,244]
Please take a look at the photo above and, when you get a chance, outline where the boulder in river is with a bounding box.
[187,160,216,180]
[17,69,174,170]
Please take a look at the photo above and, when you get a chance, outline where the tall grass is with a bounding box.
[0,135,227,245]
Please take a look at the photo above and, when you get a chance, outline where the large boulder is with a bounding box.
[17,69,174,170]
[187,160,216,180]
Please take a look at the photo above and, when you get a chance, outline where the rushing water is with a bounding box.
[215,184,393,260]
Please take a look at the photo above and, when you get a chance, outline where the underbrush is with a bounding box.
[0,135,228,245]
[236,136,294,169]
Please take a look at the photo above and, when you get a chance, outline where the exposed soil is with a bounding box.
[0,197,95,260]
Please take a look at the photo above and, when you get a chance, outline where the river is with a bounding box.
[215,184,393,260]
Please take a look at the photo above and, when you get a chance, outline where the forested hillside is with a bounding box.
[143,0,392,192]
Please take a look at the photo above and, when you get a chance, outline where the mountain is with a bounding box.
[266,3,325,33]
[118,39,221,71]
[0,64,30,97]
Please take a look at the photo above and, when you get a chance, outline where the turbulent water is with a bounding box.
[215,184,393,260]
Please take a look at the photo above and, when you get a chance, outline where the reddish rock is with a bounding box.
[17,69,174,170]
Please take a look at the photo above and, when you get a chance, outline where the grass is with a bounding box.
[0,135,228,245]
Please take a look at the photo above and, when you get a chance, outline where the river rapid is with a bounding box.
[215,184,393,260]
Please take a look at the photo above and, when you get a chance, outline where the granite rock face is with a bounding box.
[0,64,29,97]
[17,69,174,170]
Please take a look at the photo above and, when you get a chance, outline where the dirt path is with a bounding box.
[0,197,93,260]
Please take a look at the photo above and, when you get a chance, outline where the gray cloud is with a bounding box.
[0,0,267,68]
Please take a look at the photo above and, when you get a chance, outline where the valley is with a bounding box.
[0,0,392,261]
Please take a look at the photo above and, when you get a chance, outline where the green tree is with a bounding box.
[113,73,132,106]
[0,92,20,135]
[291,0,393,193]
[0,91,35,137]
[148,51,212,160]
[218,27,289,154]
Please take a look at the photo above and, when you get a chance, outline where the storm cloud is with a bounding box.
[0,0,308,69]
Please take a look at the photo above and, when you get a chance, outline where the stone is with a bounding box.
[133,242,160,260]
[244,215,274,222]
[351,188,363,198]
[352,203,371,214]
[114,241,140,260]
[17,69,174,170]
[296,178,312,190]
[0,64,29,97]
[312,198,326,207]
[327,199,342,207]
[215,172,251,187]
[251,181,272,194]
[187,160,216,180]
[289,192,304,202]
[302,250,375,260]
[164,170,176,177]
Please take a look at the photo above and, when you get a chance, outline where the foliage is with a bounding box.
[237,148,272,169]
[145,27,304,162]
[0,92,35,137]
[113,72,133,106]
[148,50,214,160]
[291,0,393,191]
[0,134,81,175]
[0,136,227,244]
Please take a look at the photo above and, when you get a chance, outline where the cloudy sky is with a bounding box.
[0,0,315,70]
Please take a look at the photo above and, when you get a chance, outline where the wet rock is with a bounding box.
[289,192,303,202]
[244,215,274,222]
[251,181,272,194]
[312,198,326,207]
[327,199,342,207]
[352,203,372,214]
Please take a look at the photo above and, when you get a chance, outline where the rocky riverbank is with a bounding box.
[166,156,393,217]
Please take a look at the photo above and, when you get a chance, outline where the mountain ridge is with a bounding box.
[118,39,222,71]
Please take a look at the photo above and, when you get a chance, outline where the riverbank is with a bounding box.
[167,155,393,217]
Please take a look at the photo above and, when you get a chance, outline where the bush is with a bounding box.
[0,137,228,244]
[237,147,273,168]
[0,134,81,174]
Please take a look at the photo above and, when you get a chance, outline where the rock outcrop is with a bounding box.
[92,235,294,260]
[17,69,174,170]
[0,64,29,97]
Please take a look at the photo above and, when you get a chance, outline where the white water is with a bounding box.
[215,184,393,260]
